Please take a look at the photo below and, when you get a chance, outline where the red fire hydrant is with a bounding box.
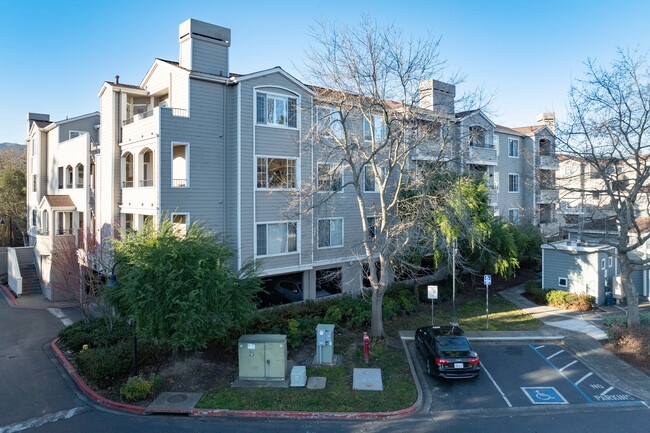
[363,332,370,364]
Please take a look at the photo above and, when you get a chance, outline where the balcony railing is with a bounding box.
[56,228,74,236]
[172,179,187,187]
[123,109,154,126]
[140,179,153,187]
[467,146,497,164]
[537,154,559,169]
[75,183,84,188]
[537,189,559,204]
[123,180,133,188]
[170,108,189,117]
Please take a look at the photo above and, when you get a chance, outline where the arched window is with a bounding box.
[75,163,84,188]
[42,210,49,235]
[539,138,552,156]
[122,152,134,188]
[140,149,153,187]
[65,165,73,188]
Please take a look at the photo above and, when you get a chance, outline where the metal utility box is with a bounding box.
[238,334,287,381]
[316,324,335,364]
[290,365,307,387]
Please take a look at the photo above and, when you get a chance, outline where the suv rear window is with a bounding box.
[436,336,471,351]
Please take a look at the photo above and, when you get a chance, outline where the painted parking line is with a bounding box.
[480,362,512,408]
[47,308,73,327]
[529,344,642,404]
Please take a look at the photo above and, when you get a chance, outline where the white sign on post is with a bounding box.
[427,285,438,300]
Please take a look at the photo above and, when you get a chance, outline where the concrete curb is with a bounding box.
[51,338,419,420]
[1,284,75,309]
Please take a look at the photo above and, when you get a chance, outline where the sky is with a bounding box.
[1,0,649,144]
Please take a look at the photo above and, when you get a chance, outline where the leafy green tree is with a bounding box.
[107,219,261,351]
[511,222,544,267]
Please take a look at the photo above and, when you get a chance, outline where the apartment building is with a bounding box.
[24,18,558,302]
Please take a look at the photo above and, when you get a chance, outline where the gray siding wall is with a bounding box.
[191,38,229,77]
[0,247,7,275]
[494,130,529,219]
[543,247,608,304]
[159,78,227,232]
[224,85,238,266]
[57,115,99,144]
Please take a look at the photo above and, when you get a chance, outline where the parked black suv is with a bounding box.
[415,325,480,379]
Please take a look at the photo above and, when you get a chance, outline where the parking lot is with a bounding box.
[412,342,644,412]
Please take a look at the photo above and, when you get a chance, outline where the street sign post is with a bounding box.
[427,285,438,326]
[484,275,491,329]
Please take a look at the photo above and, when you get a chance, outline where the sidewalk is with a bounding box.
[498,285,650,401]
[1,284,75,309]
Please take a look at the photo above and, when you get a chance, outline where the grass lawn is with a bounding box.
[386,296,543,334]
[197,296,540,411]
[197,343,416,412]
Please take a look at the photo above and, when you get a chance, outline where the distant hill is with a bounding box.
[0,142,25,152]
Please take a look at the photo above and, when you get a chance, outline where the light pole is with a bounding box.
[106,259,137,376]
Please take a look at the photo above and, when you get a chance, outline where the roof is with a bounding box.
[454,110,479,118]
[103,81,143,90]
[33,120,52,128]
[509,125,544,134]
[43,195,76,208]
[565,216,650,235]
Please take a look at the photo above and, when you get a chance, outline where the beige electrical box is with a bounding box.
[238,334,287,381]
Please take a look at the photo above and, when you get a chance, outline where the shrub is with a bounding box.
[120,375,164,401]
[545,290,594,311]
[58,318,132,352]
[73,340,159,388]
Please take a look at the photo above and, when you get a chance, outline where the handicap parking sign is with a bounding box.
[484,275,491,286]
[521,387,568,405]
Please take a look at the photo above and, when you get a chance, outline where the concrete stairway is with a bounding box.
[14,247,41,296]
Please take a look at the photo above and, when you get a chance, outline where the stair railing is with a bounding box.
[7,248,23,296]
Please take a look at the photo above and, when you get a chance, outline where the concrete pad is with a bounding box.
[312,353,342,366]
[306,376,327,389]
[148,392,203,410]
[231,378,289,388]
[353,368,383,391]
[547,319,607,340]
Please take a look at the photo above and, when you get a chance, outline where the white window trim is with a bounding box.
[608,257,613,268]
[139,148,155,189]
[317,217,344,249]
[255,220,300,258]
[171,141,190,188]
[508,208,520,224]
[508,173,520,193]
[363,114,386,142]
[493,134,500,156]
[317,162,344,194]
[366,215,381,239]
[558,277,568,287]
[508,137,520,158]
[254,89,300,130]
[318,106,344,139]
[255,155,299,191]
[363,164,384,193]
[68,130,85,140]
[171,212,190,233]
[601,258,606,270]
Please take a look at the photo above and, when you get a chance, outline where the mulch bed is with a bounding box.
[601,325,650,377]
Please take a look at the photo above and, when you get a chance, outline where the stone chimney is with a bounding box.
[418,79,456,115]
[179,18,231,77]
[536,112,556,134]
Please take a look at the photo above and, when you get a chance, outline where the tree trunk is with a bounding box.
[618,257,640,328]
[370,288,385,338]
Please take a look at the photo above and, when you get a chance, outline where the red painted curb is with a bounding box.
[51,335,418,419]
[1,284,75,309]
[51,338,148,415]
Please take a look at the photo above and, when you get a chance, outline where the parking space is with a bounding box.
[412,342,643,412]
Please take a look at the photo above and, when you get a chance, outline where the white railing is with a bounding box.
[170,107,189,117]
[7,248,22,296]
[123,108,155,126]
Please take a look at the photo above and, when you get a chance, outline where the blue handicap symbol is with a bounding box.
[484,275,491,285]
[521,387,568,405]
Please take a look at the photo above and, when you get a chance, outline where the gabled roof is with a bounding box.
[40,195,76,209]
[34,120,52,128]
[235,66,316,96]
[455,109,495,128]
[510,125,544,134]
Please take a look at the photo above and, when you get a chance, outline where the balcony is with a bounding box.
[172,179,187,187]
[537,154,559,170]
[121,108,158,145]
[122,181,133,188]
[140,179,153,187]
[466,145,497,165]
[487,189,497,206]
[537,189,559,204]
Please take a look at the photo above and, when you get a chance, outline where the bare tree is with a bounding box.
[301,18,487,337]
[560,49,650,327]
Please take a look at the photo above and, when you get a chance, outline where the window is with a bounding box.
[75,164,84,188]
[601,258,606,270]
[508,138,519,157]
[318,107,343,139]
[364,115,386,141]
[65,165,73,188]
[140,149,153,187]
[32,210,36,226]
[364,165,383,192]
[122,153,134,188]
[508,209,519,225]
[367,216,380,239]
[172,143,189,188]
[608,257,613,268]
[32,175,37,192]
[256,222,298,256]
[317,218,343,248]
[558,277,568,287]
[172,213,189,236]
[493,134,499,153]
[69,130,84,140]
[42,210,49,235]
[256,92,297,128]
[317,163,343,192]
[58,167,64,189]
[469,126,486,147]
[124,213,134,231]
[257,157,296,189]
[508,174,519,192]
